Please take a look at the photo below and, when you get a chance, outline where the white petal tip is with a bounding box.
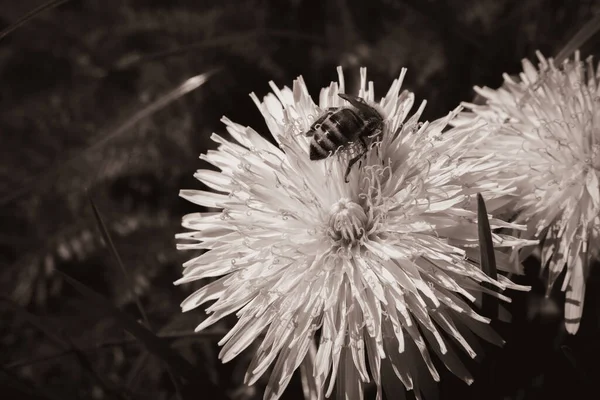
[565,323,580,335]
[181,304,196,312]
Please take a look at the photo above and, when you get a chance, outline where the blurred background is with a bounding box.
[1,0,599,399]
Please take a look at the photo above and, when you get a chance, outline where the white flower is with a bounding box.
[455,51,600,334]
[177,67,530,400]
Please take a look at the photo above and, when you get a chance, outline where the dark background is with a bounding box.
[1,0,600,399]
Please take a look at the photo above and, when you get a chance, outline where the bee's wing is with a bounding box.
[338,93,368,109]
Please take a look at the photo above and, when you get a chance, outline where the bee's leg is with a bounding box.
[344,154,364,183]
[374,140,381,159]
[373,129,384,165]
[357,139,366,169]
[366,128,383,159]
[344,138,368,183]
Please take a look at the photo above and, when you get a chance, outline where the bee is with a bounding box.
[305,93,384,182]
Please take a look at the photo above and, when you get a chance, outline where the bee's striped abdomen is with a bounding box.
[308,108,362,160]
[304,93,385,183]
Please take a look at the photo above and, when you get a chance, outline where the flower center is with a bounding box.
[327,198,368,244]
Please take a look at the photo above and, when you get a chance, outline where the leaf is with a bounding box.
[477,193,499,319]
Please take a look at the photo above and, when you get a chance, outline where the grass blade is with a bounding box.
[561,345,592,388]
[554,13,600,65]
[0,0,74,41]
[0,70,217,207]
[55,271,206,384]
[60,335,132,400]
[87,193,185,398]
[1,366,66,400]
[561,345,578,370]
[88,193,150,328]
[386,0,485,52]
[477,193,499,319]
[113,30,322,70]
[1,297,130,400]
[5,328,228,369]
[1,296,65,347]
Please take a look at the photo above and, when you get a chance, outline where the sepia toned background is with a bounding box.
[1,1,599,399]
